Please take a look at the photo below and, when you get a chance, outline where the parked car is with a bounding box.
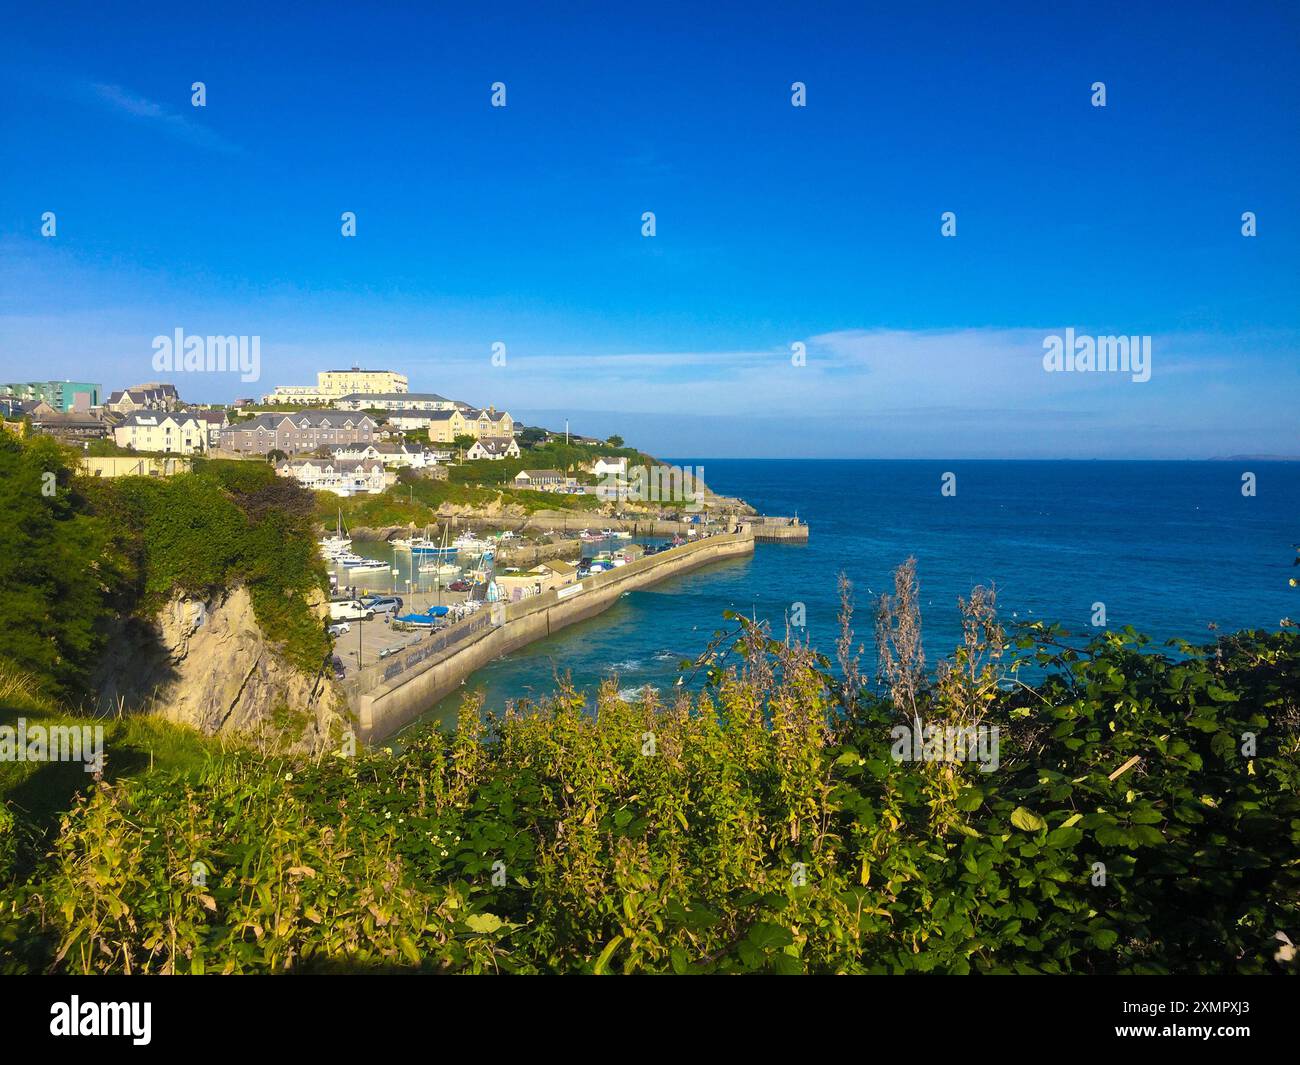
[361,595,404,615]
[329,599,374,621]
[447,580,471,592]
[328,622,350,637]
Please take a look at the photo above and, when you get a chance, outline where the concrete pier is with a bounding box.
[352,525,756,742]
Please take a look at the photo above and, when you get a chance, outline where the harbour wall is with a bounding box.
[444,511,808,543]
[354,526,756,741]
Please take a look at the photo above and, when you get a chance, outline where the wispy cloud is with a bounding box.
[87,82,240,153]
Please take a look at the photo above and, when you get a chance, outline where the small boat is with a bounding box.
[578,529,602,542]
[320,508,352,553]
[395,605,449,627]
[452,534,491,552]
[419,562,460,577]
[409,543,459,556]
[345,558,389,573]
[333,552,366,566]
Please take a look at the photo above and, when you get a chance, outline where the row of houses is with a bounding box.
[114,410,227,453]
[219,411,376,454]
[275,456,396,496]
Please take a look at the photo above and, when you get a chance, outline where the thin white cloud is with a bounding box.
[87,82,240,153]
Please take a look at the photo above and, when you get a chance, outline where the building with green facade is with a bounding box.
[0,380,103,411]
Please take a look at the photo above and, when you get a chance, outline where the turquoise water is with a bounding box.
[406,460,1299,731]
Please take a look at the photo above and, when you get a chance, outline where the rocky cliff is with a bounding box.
[93,586,348,754]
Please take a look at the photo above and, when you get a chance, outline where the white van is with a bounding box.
[329,599,374,621]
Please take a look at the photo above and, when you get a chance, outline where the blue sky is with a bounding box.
[1,0,1297,457]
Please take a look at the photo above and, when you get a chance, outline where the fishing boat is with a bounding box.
[452,533,491,553]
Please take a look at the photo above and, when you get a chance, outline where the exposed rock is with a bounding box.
[92,587,349,754]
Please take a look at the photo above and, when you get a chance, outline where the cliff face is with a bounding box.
[93,587,348,754]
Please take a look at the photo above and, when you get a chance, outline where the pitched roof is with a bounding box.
[229,411,374,431]
[280,457,386,473]
[117,411,203,427]
[472,438,514,454]
[336,392,453,404]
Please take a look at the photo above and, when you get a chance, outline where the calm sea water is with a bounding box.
[405,460,1299,731]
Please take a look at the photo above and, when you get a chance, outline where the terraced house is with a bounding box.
[219,411,376,455]
[401,405,514,443]
[113,411,209,455]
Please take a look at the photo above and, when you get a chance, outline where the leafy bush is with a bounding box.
[6,564,1297,974]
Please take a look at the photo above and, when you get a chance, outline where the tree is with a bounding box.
[0,431,120,698]
[452,434,476,461]
[606,435,624,448]
[266,449,288,465]
[517,427,547,450]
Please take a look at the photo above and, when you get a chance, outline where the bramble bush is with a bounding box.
[2,561,1297,974]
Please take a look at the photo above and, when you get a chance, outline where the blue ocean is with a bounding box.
[409,460,1299,730]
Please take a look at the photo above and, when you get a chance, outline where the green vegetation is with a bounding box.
[3,561,1296,974]
[0,662,228,895]
[446,439,646,490]
[318,471,602,531]
[0,431,330,706]
[83,438,137,458]
[0,432,118,698]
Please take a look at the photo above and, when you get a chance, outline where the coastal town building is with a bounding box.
[1,380,103,412]
[332,392,462,413]
[191,409,229,448]
[219,411,377,455]
[30,409,111,444]
[464,407,514,440]
[113,411,209,455]
[493,559,580,602]
[513,469,566,490]
[592,456,628,478]
[592,455,630,501]
[105,383,181,413]
[276,457,394,496]
[262,368,408,405]
[332,441,436,468]
[466,437,520,460]
[388,405,515,443]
